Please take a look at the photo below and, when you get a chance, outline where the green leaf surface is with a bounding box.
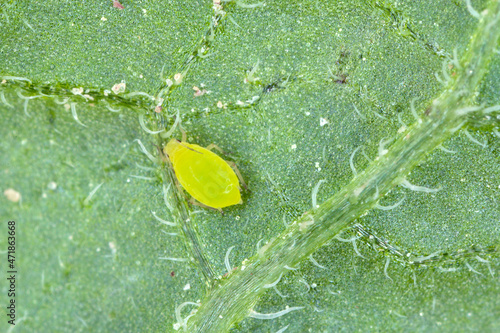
[1,0,499,332]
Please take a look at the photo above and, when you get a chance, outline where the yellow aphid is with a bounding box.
[164,138,243,210]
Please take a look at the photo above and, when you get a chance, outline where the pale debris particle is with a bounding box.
[112,81,126,94]
[291,144,297,150]
[4,188,21,202]
[320,117,329,126]
[48,181,57,190]
[109,241,117,255]
[101,17,107,21]
[155,97,164,106]
[173,73,184,85]
[183,283,191,291]
[193,86,208,97]
[72,87,84,95]
[299,217,314,231]
[113,0,125,9]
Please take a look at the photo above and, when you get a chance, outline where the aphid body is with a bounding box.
[164,138,242,209]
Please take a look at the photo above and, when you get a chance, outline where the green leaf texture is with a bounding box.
[1,0,499,332]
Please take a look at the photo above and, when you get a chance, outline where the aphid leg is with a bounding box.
[189,197,223,213]
[164,162,188,200]
[171,178,187,200]
[205,143,227,154]
[225,160,249,191]
[154,144,169,163]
